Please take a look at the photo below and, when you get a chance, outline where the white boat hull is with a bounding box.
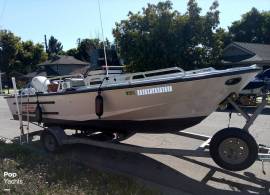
[5,66,259,132]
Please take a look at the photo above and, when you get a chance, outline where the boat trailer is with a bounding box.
[38,90,270,172]
[13,81,270,172]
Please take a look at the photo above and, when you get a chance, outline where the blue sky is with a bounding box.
[0,0,269,50]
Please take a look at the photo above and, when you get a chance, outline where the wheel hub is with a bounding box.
[218,138,249,165]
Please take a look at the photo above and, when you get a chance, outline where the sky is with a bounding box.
[0,0,269,51]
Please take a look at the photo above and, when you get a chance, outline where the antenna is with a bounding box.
[97,0,109,77]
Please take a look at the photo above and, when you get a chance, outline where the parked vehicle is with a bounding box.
[239,68,270,106]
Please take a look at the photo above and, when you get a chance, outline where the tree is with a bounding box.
[66,48,79,57]
[66,38,113,63]
[0,30,48,78]
[0,30,21,74]
[77,38,102,61]
[47,36,63,57]
[68,38,108,62]
[113,0,221,72]
[229,8,270,44]
[182,0,221,69]
[15,41,47,73]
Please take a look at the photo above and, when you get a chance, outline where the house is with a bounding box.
[222,42,270,69]
[25,55,90,78]
[38,55,90,76]
[23,49,122,80]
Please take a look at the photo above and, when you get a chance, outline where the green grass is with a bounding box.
[0,89,14,95]
[0,141,158,195]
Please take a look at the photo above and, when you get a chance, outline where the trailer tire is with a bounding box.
[41,130,60,153]
[210,128,258,171]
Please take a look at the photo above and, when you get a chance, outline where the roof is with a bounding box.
[38,55,89,66]
[24,65,89,79]
[69,66,89,75]
[24,67,60,78]
[223,42,270,65]
[233,42,270,61]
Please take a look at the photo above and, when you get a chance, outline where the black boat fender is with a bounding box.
[35,93,43,123]
[95,91,103,119]
[35,102,43,123]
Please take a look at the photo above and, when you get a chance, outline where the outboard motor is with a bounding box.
[31,76,50,93]
[95,91,103,118]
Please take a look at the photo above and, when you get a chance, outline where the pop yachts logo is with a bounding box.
[3,172,23,185]
[137,86,173,96]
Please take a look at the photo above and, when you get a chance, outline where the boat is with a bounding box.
[6,50,268,172]
[5,51,260,134]
[3,1,269,172]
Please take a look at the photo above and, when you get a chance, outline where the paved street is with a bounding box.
[0,96,269,194]
[0,96,41,139]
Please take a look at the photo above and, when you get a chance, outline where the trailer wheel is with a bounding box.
[41,130,60,152]
[210,128,258,171]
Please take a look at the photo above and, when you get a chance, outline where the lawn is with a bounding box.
[0,141,157,195]
[0,89,14,95]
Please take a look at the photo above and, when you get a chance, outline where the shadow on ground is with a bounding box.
[11,131,270,195]
[62,143,269,195]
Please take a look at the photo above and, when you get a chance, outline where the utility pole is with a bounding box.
[0,71,2,94]
[0,45,3,94]
[44,35,48,53]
